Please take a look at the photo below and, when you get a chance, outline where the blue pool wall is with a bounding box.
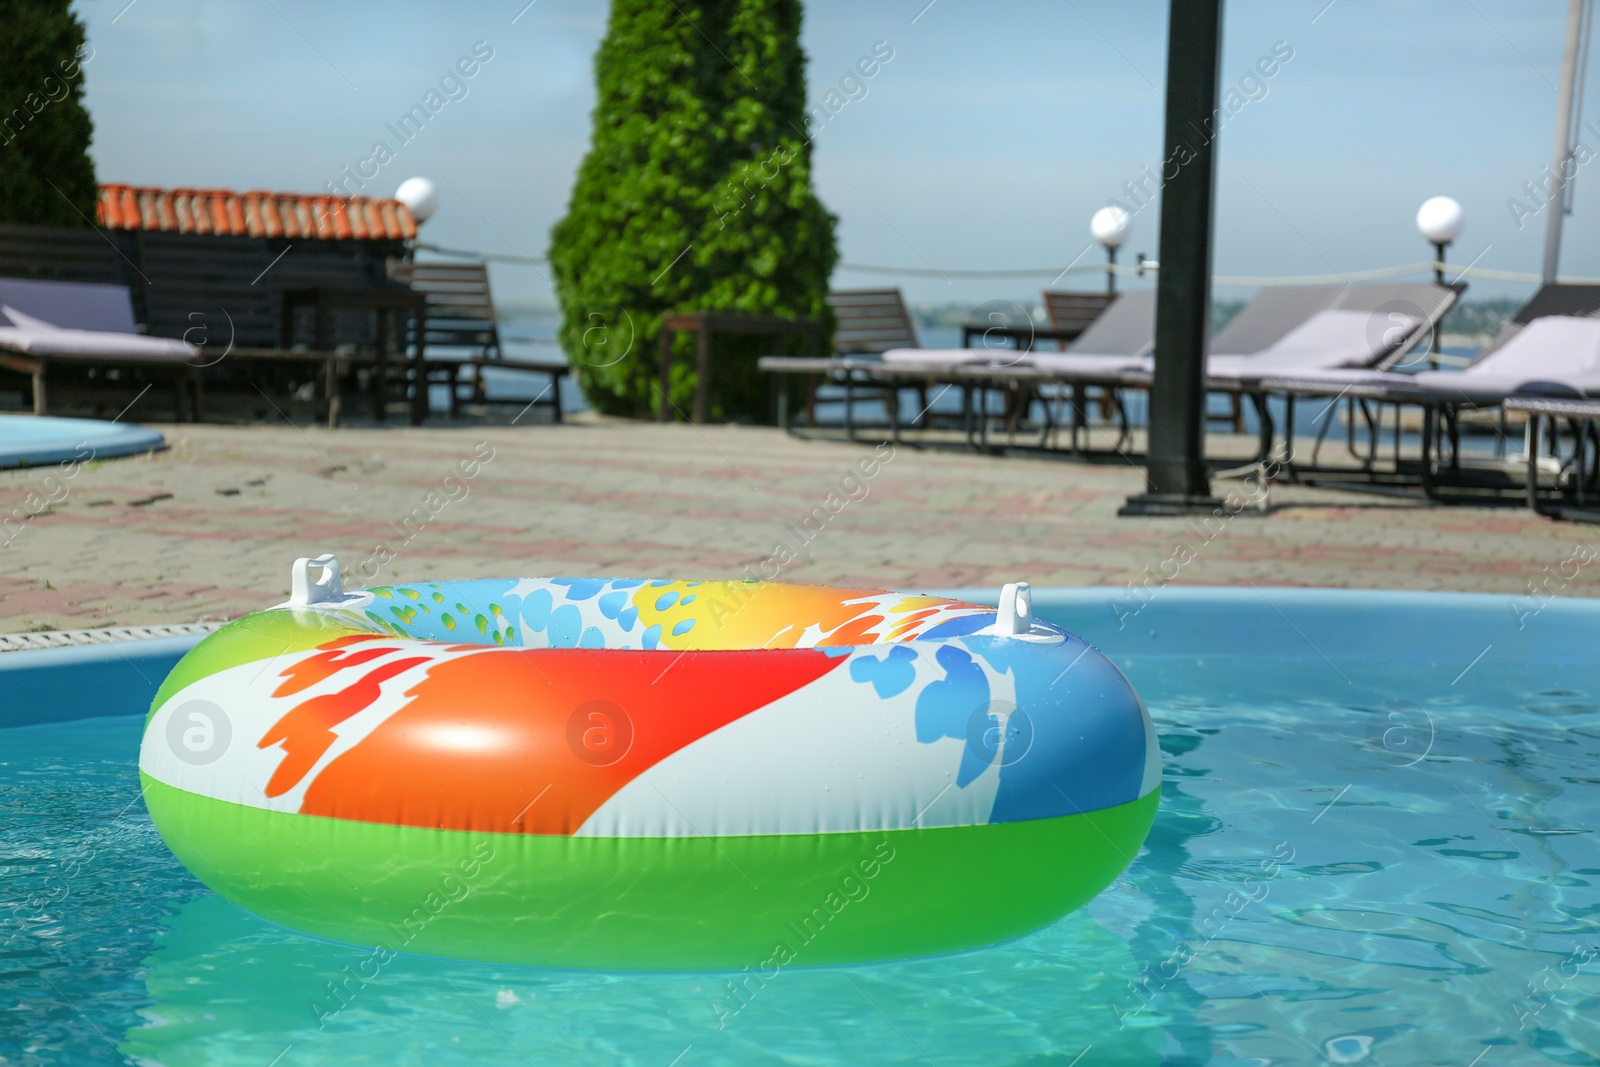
[992,586,1579,663]
[3,635,200,728]
[0,587,1587,729]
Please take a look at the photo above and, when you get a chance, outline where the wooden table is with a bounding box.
[280,286,429,424]
[657,311,821,423]
[221,346,374,430]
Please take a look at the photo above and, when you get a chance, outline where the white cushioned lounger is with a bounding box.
[1263,316,1600,399]
[881,291,1159,370]
[1410,316,1600,399]
[880,348,1026,367]
[1022,351,1151,375]
[1,307,194,361]
[0,278,196,363]
[1207,308,1420,380]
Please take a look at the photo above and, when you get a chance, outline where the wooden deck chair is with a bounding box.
[390,260,569,423]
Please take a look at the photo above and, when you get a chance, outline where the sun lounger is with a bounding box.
[766,283,1456,459]
[1274,313,1600,393]
[783,288,1129,439]
[866,290,1146,442]
[0,280,193,361]
[1181,282,1456,431]
[877,292,1153,449]
[1052,290,1157,359]
[0,278,198,416]
[1410,315,1600,398]
[1042,290,1120,344]
[1264,315,1600,404]
[1222,284,1452,425]
[950,291,1121,355]
[1260,282,1600,385]
[765,281,1457,464]
[1261,310,1600,499]
[390,261,569,424]
[1011,284,1456,457]
[1460,282,1600,363]
[1045,306,1427,387]
[1505,396,1600,519]
[1016,291,1156,445]
[881,348,1015,367]
[885,290,1156,370]
[1205,307,1422,379]
[1209,281,1454,364]
[799,288,923,434]
[1,305,193,361]
[829,288,919,355]
[0,227,462,428]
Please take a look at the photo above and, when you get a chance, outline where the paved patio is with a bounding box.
[0,419,1593,633]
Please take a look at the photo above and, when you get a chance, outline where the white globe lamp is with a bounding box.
[395,177,440,224]
[1415,196,1463,283]
[1089,207,1132,293]
[1090,206,1131,248]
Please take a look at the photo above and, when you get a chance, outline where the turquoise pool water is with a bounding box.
[3,589,1598,1065]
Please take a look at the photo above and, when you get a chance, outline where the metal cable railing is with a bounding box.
[415,241,1600,288]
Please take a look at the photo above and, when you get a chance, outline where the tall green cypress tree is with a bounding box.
[550,0,837,421]
[0,1,98,226]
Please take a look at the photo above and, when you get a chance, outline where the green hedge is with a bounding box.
[0,0,98,227]
[550,0,837,421]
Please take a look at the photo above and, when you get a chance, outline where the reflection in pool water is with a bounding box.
[124,893,1159,1065]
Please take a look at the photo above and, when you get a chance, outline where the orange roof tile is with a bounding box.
[96,184,417,241]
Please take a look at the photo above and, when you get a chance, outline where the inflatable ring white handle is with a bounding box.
[289,553,344,607]
[995,582,1032,636]
[990,581,1061,643]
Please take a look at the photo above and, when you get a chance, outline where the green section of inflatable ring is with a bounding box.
[148,610,372,718]
[142,775,1159,970]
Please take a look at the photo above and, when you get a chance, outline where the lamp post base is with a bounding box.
[1117,492,1230,517]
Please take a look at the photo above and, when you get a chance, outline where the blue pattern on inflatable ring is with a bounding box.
[979,636,1148,823]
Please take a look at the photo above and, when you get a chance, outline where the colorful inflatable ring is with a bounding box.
[140,554,1160,970]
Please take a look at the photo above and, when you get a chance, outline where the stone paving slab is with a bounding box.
[0,419,1594,633]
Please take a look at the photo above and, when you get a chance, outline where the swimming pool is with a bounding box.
[0,413,165,469]
[4,588,1597,1065]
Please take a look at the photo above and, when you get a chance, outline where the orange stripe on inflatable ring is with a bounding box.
[294,647,844,835]
[272,634,398,698]
[260,654,432,797]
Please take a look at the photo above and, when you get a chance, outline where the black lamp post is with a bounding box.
[1091,206,1130,296]
[1121,0,1227,516]
[1415,196,1462,367]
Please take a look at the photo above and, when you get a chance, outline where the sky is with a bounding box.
[75,0,1599,306]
